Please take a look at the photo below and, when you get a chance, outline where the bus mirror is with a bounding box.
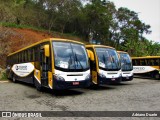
[44,45,50,57]
[87,50,94,61]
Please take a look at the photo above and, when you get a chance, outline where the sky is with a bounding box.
[110,0,160,43]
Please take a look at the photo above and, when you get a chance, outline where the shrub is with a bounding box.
[0,68,7,80]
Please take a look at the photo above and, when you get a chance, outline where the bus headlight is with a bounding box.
[119,73,122,77]
[53,75,65,81]
[85,74,91,80]
[98,73,106,78]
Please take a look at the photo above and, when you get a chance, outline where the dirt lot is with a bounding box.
[0,77,160,119]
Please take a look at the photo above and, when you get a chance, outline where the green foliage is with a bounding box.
[0,0,159,57]
[0,69,7,80]
[1,22,45,31]
[120,38,160,57]
[82,0,112,43]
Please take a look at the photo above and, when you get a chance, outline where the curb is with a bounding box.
[0,81,9,83]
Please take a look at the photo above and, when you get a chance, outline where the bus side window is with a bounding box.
[22,51,24,62]
[140,59,143,65]
[155,58,159,66]
[26,50,28,62]
[134,60,136,65]
[28,49,30,61]
[22,51,24,63]
[13,55,15,64]
[145,59,149,65]
[31,48,33,62]
[150,59,154,66]
[24,51,26,62]
[35,46,40,61]
[20,52,23,62]
[14,54,16,63]
[132,59,135,65]
[10,56,12,65]
[17,53,19,63]
[33,47,37,61]
[18,53,20,63]
[135,60,139,66]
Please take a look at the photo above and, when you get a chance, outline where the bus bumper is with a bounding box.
[98,77,110,85]
[108,77,122,84]
[122,76,133,81]
[53,79,90,90]
[98,75,122,85]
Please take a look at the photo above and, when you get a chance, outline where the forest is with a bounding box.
[0,0,160,57]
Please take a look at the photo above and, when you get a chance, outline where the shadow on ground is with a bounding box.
[11,80,84,97]
[134,75,159,80]
[109,82,133,86]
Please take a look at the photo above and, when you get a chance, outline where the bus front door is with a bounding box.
[40,47,49,87]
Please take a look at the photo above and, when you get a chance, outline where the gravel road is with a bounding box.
[0,77,160,119]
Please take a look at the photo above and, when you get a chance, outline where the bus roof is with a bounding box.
[132,56,160,59]
[86,44,115,49]
[117,51,128,54]
[8,38,84,56]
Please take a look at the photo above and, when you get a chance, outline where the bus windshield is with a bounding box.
[120,53,133,71]
[95,48,121,71]
[53,42,89,71]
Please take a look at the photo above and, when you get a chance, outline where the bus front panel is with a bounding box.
[119,52,133,81]
[92,47,122,85]
[52,41,91,89]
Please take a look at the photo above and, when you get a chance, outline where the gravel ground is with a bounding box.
[0,77,160,119]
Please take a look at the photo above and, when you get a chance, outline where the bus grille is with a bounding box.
[107,73,117,74]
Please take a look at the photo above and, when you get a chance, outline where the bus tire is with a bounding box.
[34,79,42,91]
[12,75,16,83]
[155,72,160,80]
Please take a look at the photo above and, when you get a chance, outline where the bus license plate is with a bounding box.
[126,76,129,79]
[73,82,79,85]
[111,78,115,81]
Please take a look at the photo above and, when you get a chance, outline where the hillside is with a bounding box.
[0,27,85,68]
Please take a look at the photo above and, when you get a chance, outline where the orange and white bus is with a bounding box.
[117,51,133,81]
[86,45,122,85]
[6,38,91,90]
[132,56,160,79]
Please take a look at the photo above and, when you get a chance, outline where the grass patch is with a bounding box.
[0,69,7,80]
[0,22,45,32]
[0,22,88,43]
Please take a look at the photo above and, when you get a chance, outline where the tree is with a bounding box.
[81,0,113,43]
[110,7,151,50]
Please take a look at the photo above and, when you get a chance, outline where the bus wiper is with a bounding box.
[74,53,83,69]
[68,54,72,69]
[123,58,128,70]
[109,55,114,69]
[102,54,106,64]
[112,56,119,69]
[123,58,132,70]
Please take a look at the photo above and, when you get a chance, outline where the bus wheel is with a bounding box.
[12,75,16,83]
[155,72,160,80]
[34,80,42,91]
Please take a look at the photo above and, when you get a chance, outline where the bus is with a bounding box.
[86,45,122,85]
[117,51,133,81]
[132,56,160,79]
[6,38,91,90]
